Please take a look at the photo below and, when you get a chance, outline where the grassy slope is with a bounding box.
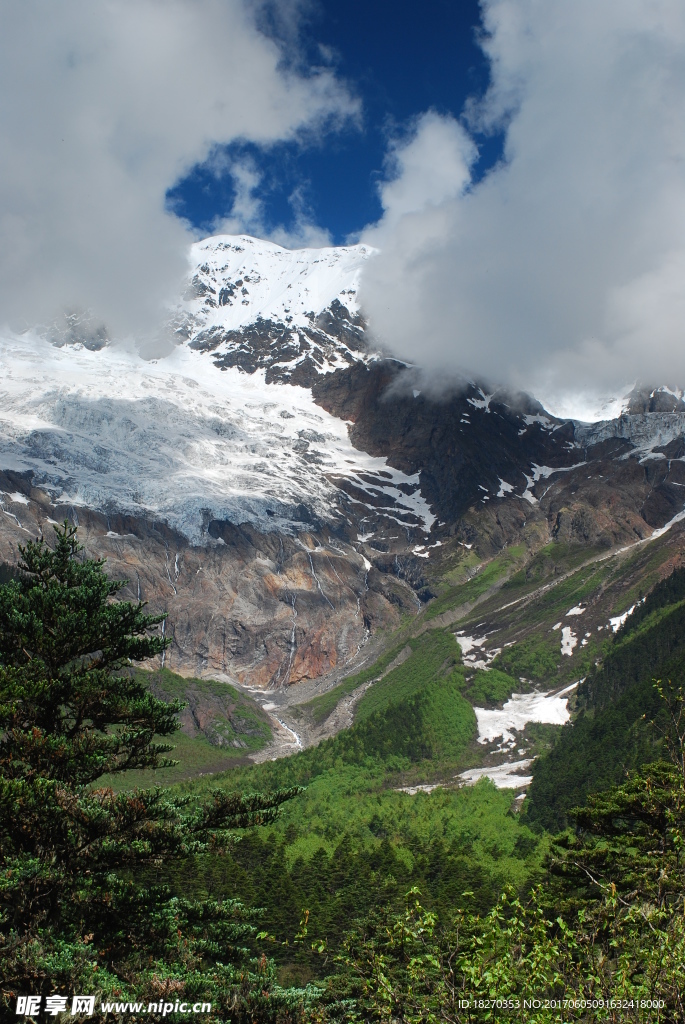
[99,668,271,789]
[162,631,536,976]
[297,634,416,725]
[159,623,541,978]
[424,545,527,620]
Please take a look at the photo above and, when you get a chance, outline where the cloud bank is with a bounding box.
[360,0,685,412]
[0,0,355,341]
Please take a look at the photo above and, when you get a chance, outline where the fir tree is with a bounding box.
[0,524,306,1022]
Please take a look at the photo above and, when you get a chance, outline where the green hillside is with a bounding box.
[98,667,272,788]
[6,524,685,1017]
[524,566,685,830]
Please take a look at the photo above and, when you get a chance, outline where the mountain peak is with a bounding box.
[184,233,376,333]
[177,233,379,385]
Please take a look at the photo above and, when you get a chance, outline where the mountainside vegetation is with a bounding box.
[0,525,308,1021]
[525,565,685,831]
[2,525,685,1020]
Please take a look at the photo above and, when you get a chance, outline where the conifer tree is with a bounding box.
[0,524,306,1022]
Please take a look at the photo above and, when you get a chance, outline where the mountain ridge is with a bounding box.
[1,233,685,703]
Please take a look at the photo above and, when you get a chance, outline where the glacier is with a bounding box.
[0,235,434,544]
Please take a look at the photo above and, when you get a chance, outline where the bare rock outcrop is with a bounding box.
[0,474,417,688]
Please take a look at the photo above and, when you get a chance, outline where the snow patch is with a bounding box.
[473,685,576,749]
[523,414,553,429]
[521,475,538,504]
[520,462,586,503]
[646,509,685,542]
[609,605,636,632]
[459,759,534,790]
[560,626,577,655]
[455,631,501,670]
[397,783,442,795]
[466,388,493,412]
[456,633,486,656]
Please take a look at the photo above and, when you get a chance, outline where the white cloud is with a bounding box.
[360,0,685,406]
[212,162,334,249]
[0,0,355,342]
[375,111,477,228]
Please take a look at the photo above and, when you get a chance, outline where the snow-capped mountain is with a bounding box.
[178,235,377,385]
[185,234,372,336]
[1,233,685,690]
[0,236,433,545]
[0,234,437,688]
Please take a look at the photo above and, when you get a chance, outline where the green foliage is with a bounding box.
[202,630,476,789]
[525,579,685,830]
[99,730,257,791]
[616,564,685,640]
[165,776,543,981]
[0,524,177,783]
[425,547,525,621]
[493,636,559,683]
[355,630,462,720]
[503,541,605,591]
[6,524,682,1018]
[322,756,685,1022]
[522,674,667,832]
[0,524,304,1021]
[586,592,685,712]
[310,632,474,766]
[0,563,18,587]
[462,668,519,706]
[99,668,272,788]
[145,667,271,751]
[301,636,416,725]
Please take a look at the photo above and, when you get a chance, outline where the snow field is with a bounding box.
[473,683,577,750]
[0,331,434,543]
[459,759,534,790]
[185,234,374,336]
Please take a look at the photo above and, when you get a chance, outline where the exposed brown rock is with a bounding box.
[0,475,415,689]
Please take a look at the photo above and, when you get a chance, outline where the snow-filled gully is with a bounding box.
[471,683,577,751]
[400,682,578,797]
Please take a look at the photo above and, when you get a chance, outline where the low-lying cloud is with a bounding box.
[360,0,685,413]
[0,0,355,343]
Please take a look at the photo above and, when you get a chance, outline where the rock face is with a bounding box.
[1,234,685,690]
[0,474,419,686]
[312,360,577,522]
[313,363,685,552]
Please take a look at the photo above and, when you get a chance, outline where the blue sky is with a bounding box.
[167,0,500,244]
[3,0,682,407]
